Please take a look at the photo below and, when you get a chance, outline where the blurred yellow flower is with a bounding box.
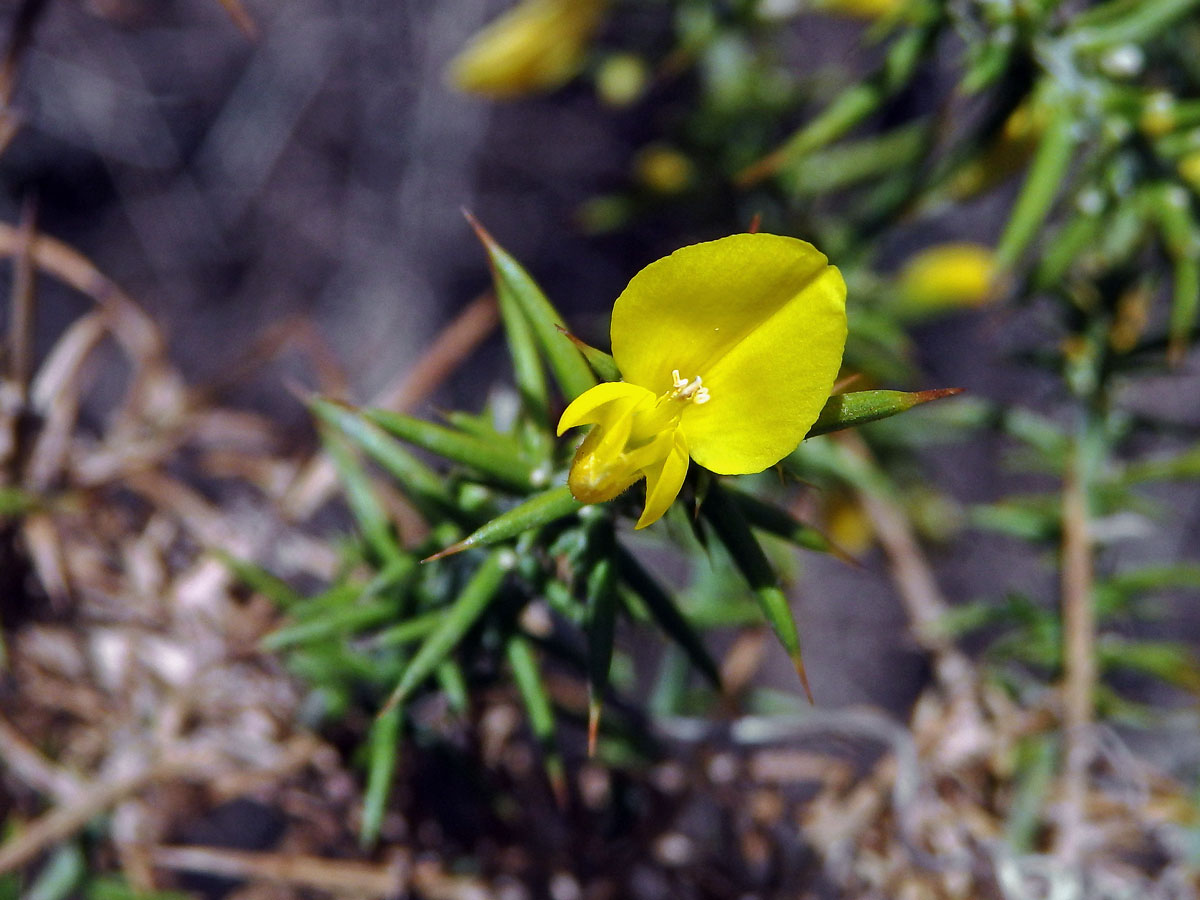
[823,490,875,557]
[1179,151,1200,194]
[633,144,694,194]
[447,0,607,99]
[897,243,996,314]
[813,0,901,18]
[595,53,649,108]
[558,234,847,528]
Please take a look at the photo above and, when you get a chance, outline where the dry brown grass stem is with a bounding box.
[7,198,36,399]
[20,510,70,606]
[0,712,82,803]
[0,224,165,364]
[149,846,408,898]
[215,0,259,39]
[0,0,50,154]
[0,749,220,874]
[149,846,500,900]
[282,291,499,520]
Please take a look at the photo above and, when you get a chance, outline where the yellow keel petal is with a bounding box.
[636,430,689,529]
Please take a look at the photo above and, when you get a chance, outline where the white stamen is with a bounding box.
[669,370,710,404]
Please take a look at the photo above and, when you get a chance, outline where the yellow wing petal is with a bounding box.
[557,381,654,436]
[611,233,847,474]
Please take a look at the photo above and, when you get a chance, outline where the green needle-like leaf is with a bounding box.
[424,485,584,561]
[1069,0,1200,52]
[1004,735,1056,852]
[361,704,401,847]
[1122,445,1200,484]
[213,550,305,610]
[383,550,511,712]
[724,488,842,558]
[700,484,812,701]
[263,599,398,651]
[805,388,963,439]
[507,633,567,804]
[649,647,692,716]
[320,427,402,565]
[585,553,618,756]
[436,659,471,713]
[25,841,84,900]
[1153,184,1200,364]
[616,546,721,688]
[559,327,621,382]
[467,213,597,401]
[365,407,536,491]
[738,19,937,186]
[311,397,469,526]
[367,608,446,649]
[1035,210,1104,290]
[995,96,1078,270]
[489,245,551,427]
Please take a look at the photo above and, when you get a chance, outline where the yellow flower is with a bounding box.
[448,0,607,99]
[557,234,847,529]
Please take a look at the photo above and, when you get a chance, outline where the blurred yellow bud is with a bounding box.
[812,0,902,19]
[1109,284,1152,353]
[1179,151,1200,194]
[822,490,874,557]
[1140,92,1176,138]
[1001,101,1043,144]
[633,144,694,194]
[897,243,997,314]
[448,0,608,99]
[949,101,1045,200]
[595,53,649,108]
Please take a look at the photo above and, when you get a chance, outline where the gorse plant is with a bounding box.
[243,217,956,843]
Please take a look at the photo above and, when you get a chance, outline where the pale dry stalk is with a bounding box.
[1057,451,1095,865]
[0,749,218,874]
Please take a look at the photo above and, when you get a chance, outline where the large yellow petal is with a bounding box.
[610,233,847,474]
